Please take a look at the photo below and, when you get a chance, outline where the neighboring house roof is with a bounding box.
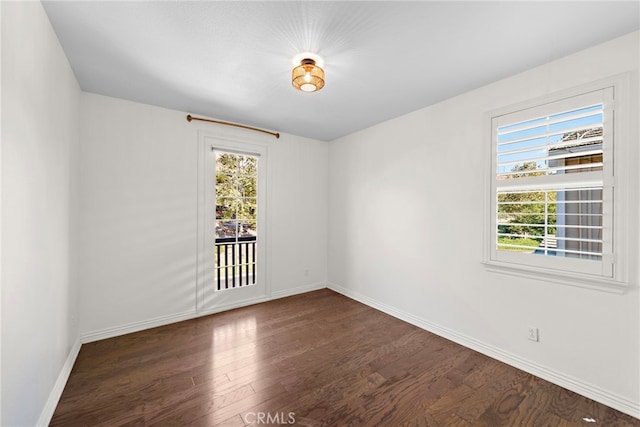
[552,126,603,152]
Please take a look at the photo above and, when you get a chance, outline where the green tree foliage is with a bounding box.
[498,161,556,238]
[215,153,258,237]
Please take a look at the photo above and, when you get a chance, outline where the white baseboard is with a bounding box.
[80,283,328,344]
[173,283,326,319]
[327,282,640,420]
[39,285,327,426]
[81,309,198,343]
[36,338,82,427]
[271,282,326,300]
[196,296,271,317]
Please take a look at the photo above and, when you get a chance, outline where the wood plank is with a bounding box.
[51,289,640,426]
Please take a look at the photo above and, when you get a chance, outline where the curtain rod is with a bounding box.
[186,114,280,139]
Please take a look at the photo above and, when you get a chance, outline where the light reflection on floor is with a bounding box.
[203,316,260,424]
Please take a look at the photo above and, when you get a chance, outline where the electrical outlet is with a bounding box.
[528,327,539,342]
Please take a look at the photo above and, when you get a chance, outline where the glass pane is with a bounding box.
[497,188,603,259]
[239,220,257,238]
[498,125,546,144]
[216,220,237,239]
[216,152,239,175]
[548,113,602,133]
[550,104,602,121]
[216,197,237,220]
[237,155,257,176]
[557,149,602,174]
[237,198,257,220]
[238,175,257,197]
[216,173,238,199]
[214,243,234,268]
[499,116,547,133]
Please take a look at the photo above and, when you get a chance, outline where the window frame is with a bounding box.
[483,74,634,293]
[196,131,270,312]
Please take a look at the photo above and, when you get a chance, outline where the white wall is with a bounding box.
[328,31,640,416]
[1,2,81,426]
[78,93,328,337]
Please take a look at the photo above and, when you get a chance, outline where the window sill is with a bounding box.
[482,260,629,294]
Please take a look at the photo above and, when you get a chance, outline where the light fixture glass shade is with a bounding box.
[292,58,325,92]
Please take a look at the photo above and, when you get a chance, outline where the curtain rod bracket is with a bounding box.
[186,114,280,139]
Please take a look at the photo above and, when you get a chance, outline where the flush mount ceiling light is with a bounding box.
[292,58,325,93]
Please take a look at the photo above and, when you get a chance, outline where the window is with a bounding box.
[197,133,269,311]
[485,79,632,291]
[214,150,258,290]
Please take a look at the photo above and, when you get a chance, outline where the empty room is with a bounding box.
[2,1,639,426]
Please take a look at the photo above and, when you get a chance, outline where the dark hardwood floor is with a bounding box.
[51,289,639,426]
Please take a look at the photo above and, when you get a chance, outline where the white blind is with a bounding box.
[496,103,604,179]
[494,101,606,261]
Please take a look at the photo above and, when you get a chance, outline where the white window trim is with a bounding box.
[482,73,635,293]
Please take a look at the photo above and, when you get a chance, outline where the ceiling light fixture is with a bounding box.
[292,58,325,93]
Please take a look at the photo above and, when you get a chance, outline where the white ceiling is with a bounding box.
[42,1,639,141]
